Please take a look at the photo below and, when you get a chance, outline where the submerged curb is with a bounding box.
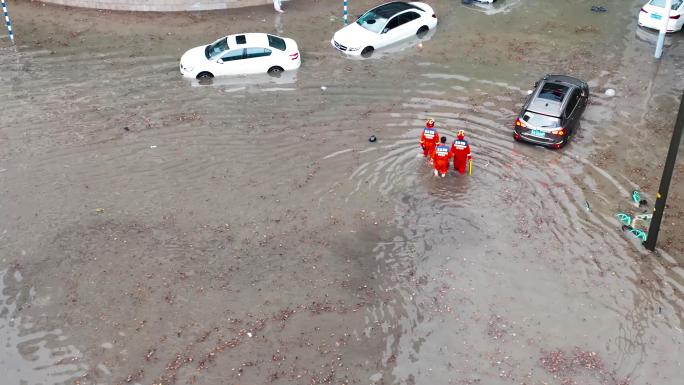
[39,0,272,12]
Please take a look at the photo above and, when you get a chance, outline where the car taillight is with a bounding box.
[671,14,681,19]
[551,129,565,136]
[290,52,299,60]
[640,8,648,13]
[515,119,526,128]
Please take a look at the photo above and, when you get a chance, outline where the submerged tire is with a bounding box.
[361,46,374,58]
[268,66,284,77]
[417,26,429,37]
[196,71,214,79]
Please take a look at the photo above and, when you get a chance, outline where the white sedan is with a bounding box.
[638,0,684,33]
[331,1,438,58]
[179,33,301,79]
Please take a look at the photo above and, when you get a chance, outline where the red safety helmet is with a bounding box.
[457,129,466,139]
[426,119,435,128]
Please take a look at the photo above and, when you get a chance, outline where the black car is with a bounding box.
[513,75,589,148]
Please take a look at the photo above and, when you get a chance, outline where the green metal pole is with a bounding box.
[643,90,684,251]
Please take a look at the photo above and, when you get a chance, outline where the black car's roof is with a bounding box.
[371,2,424,18]
[527,74,586,117]
[543,74,586,88]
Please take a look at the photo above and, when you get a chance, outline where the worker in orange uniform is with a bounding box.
[419,118,440,161]
[451,130,472,175]
[432,136,452,177]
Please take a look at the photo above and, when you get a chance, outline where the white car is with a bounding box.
[638,0,684,33]
[331,1,438,58]
[179,33,301,79]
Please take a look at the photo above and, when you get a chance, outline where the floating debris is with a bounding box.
[616,212,632,226]
[621,223,647,241]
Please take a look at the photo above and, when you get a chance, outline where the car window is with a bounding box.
[522,111,560,128]
[244,48,272,59]
[564,90,580,117]
[384,16,400,32]
[399,11,421,25]
[649,0,683,10]
[267,35,286,51]
[235,35,247,45]
[221,49,244,62]
[538,82,569,103]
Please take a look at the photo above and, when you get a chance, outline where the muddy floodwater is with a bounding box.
[1,0,683,384]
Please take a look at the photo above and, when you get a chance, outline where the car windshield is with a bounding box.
[356,10,388,33]
[522,112,560,128]
[205,37,229,59]
[538,83,569,102]
[649,0,683,9]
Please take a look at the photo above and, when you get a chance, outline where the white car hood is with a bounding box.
[333,22,379,49]
[180,45,209,68]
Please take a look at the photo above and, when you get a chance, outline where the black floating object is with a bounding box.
[639,199,648,207]
[591,6,607,13]
[123,126,130,131]
[369,135,377,143]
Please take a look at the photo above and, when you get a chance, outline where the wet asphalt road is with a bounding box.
[1,0,683,384]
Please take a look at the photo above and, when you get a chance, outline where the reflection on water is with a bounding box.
[634,26,677,47]
[188,69,299,89]
[337,28,438,61]
[462,0,524,15]
[0,269,86,384]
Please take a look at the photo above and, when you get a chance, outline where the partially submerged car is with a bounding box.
[331,1,438,58]
[342,27,437,60]
[638,0,684,33]
[180,33,301,79]
[513,75,589,149]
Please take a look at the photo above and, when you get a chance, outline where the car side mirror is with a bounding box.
[382,28,389,34]
[533,81,539,88]
[217,58,224,64]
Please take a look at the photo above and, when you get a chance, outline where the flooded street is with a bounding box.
[1,0,683,384]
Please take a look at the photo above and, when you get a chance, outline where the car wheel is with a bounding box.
[417,26,429,38]
[268,66,284,77]
[196,71,214,79]
[361,46,374,58]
